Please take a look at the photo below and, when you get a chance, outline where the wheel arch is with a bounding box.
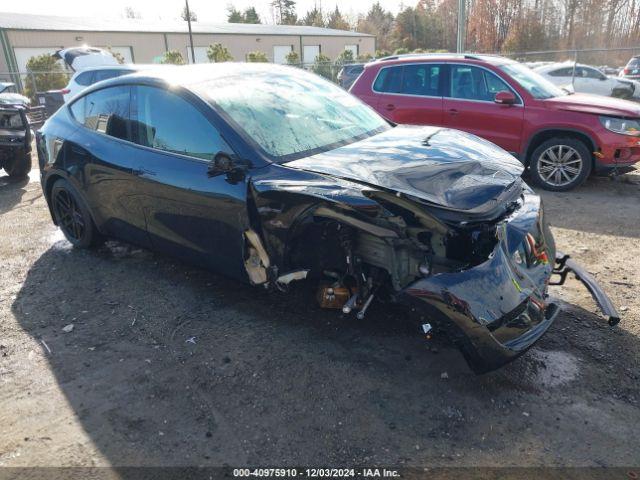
[44,172,100,230]
[523,128,597,167]
[43,172,66,225]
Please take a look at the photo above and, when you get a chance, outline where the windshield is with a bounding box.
[500,62,566,99]
[199,67,389,161]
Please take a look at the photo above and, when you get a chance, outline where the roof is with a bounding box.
[0,12,372,37]
[115,62,306,86]
[533,62,598,72]
[91,63,333,93]
[370,53,516,66]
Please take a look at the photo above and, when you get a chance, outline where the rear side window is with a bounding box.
[548,67,573,77]
[82,86,131,141]
[402,64,441,96]
[69,97,85,123]
[132,86,230,161]
[374,64,442,96]
[373,66,403,93]
[93,69,125,83]
[75,71,94,86]
[580,67,605,80]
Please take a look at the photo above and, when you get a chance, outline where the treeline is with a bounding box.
[268,0,640,64]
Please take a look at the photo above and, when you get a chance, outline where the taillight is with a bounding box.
[624,68,630,74]
[61,88,71,94]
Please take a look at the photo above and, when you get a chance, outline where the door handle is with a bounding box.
[384,103,396,111]
[132,166,156,177]
[448,109,459,115]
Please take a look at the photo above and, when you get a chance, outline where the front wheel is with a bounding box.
[529,138,592,191]
[51,178,102,248]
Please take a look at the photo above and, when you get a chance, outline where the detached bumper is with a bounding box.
[398,196,618,374]
[551,252,620,326]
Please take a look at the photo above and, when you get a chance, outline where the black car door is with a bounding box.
[66,85,151,247]
[128,85,249,281]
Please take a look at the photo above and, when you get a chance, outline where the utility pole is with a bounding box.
[185,0,195,63]
[456,0,465,53]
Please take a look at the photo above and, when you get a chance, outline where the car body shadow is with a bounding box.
[9,239,640,466]
[0,174,30,216]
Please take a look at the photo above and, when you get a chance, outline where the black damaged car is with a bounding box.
[1,105,32,178]
[36,64,618,373]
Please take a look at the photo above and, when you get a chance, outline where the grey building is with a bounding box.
[0,12,375,74]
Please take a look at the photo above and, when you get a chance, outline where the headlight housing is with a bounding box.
[600,116,640,136]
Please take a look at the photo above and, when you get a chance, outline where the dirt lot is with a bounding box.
[0,155,639,471]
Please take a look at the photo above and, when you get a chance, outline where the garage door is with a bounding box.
[187,46,209,64]
[303,45,320,65]
[273,45,292,64]
[13,47,61,72]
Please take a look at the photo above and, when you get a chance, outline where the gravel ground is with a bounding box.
[0,158,639,470]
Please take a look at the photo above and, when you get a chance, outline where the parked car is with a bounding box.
[36,64,618,373]
[0,105,32,177]
[337,64,365,89]
[619,55,640,80]
[534,62,636,99]
[61,65,154,102]
[0,82,30,106]
[599,65,622,76]
[350,54,640,191]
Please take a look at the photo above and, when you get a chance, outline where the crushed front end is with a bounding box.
[398,191,560,373]
[250,163,618,374]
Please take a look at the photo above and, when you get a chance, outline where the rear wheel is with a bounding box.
[529,138,592,191]
[3,152,31,178]
[51,178,101,248]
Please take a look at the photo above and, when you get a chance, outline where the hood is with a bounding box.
[544,93,640,117]
[0,93,30,106]
[284,125,524,213]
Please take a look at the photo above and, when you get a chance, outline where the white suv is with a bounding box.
[62,65,142,102]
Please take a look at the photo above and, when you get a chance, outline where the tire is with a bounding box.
[50,178,102,248]
[4,152,31,178]
[529,137,592,191]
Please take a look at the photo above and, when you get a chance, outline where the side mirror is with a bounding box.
[208,152,251,182]
[494,90,517,105]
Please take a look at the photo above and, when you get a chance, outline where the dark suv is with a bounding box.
[350,54,640,191]
[0,106,31,178]
[620,55,640,80]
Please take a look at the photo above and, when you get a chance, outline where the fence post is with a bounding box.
[29,71,37,96]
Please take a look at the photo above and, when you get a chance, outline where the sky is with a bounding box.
[2,0,406,24]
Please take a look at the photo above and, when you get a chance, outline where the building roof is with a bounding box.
[0,12,373,37]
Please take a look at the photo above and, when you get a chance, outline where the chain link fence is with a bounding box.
[501,46,640,73]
